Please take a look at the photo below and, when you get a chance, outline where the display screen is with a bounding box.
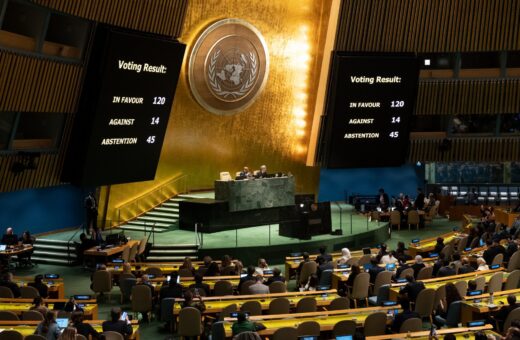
[322,53,420,168]
[62,25,186,185]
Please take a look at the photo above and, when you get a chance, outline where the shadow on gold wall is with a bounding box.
[101,0,333,223]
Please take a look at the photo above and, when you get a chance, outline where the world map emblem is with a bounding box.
[189,19,269,115]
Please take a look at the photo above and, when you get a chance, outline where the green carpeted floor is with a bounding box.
[15,216,459,339]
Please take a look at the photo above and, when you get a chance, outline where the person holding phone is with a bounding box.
[102,307,133,337]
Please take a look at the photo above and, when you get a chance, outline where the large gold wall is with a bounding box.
[102,0,333,220]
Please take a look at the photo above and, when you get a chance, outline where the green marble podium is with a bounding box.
[214,176,295,212]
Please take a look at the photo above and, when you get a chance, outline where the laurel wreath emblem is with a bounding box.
[208,49,258,99]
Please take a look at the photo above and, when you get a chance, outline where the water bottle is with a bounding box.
[489,292,494,304]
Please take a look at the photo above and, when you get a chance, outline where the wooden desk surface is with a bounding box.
[366,325,495,340]
[172,290,340,315]
[408,231,463,256]
[84,240,140,257]
[495,208,520,226]
[0,302,98,319]
[0,245,33,256]
[222,306,401,337]
[12,276,65,299]
[0,320,139,340]
[460,288,520,323]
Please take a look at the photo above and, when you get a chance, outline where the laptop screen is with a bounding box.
[56,318,69,329]
[336,336,353,340]
[386,263,396,271]
[0,245,6,251]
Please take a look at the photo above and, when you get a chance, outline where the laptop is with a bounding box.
[386,263,396,271]
[56,318,69,330]
[0,245,6,251]
[336,336,353,340]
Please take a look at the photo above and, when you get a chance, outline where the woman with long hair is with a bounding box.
[437,282,463,318]
[180,256,195,273]
[35,311,61,340]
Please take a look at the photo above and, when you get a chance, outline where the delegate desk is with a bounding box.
[0,320,139,339]
[408,231,464,257]
[215,176,295,212]
[222,306,401,337]
[13,276,65,299]
[461,288,520,324]
[366,325,497,340]
[84,240,140,263]
[495,208,520,227]
[150,275,243,291]
[388,268,506,301]
[0,245,34,269]
[172,290,340,315]
[0,298,98,319]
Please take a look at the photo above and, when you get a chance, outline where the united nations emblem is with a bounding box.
[188,19,269,115]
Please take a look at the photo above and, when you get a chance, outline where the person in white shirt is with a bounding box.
[476,257,489,271]
[381,251,399,265]
[255,258,270,275]
[337,248,352,265]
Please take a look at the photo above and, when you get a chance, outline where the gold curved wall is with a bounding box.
[103,0,333,219]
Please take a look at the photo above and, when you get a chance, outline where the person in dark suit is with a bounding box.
[492,295,520,330]
[238,265,256,291]
[437,260,456,277]
[71,311,101,339]
[160,272,184,300]
[236,166,252,180]
[1,227,18,246]
[266,267,285,285]
[316,257,333,281]
[483,239,506,265]
[102,307,133,337]
[84,192,98,234]
[432,253,445,277]
[433,237,445,254]
[504,239,519,263]
[377,188,390,210]
[0,272,20,297]
[316,246,332,263]
[28,274,49,298]
[255,165,269,178]
[458,257,475,274]
[411,255,425,278]
[395,257,412,280]
[391,296,420,333]
[399,275,425,302]
[188,273,210,297]
[414,188,425,210]
[368,258,384,284]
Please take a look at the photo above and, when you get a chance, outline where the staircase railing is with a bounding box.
[113,174,188,227]
[66,224,84,265]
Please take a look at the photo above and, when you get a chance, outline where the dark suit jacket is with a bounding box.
[368,266,384,284]
[396,264,412,279]
[255,171,269,178]
[266,276,286,285]
[414,193,425,210]
[458,264,475,274]
[160,283,184,299]
[188,283,210,297]
[483,245,506,265]
[74,322,101,339]
[392,309,420,333]
[238,275,255,291]
[28,282,48,298]
[400,281,425,302]
[411,263,425,278]
[102,320,133,337]
[437,266,456,277]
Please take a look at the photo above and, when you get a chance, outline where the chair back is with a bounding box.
[272,327,297,340]
[0,330,23,340]
[220,265,235,276]
[0,310,19,320]
[456,236,468,252]
[144,266,163,276]
[399,317,422,332]
[214,280,234,296]
[318,269,333,288]
[332,319,356,337]
[505,269,520,290]
[0,286,14,298]
[241,300,262,315]
[440,244,454,261]
[91,270,112,293]
[298,261,317,286]
[178,268,194,277]
[120,278,137,303]
[219,303,237,321]
[504,306,520,330]
[364,312,387,336]
[211,321,225,340]
[474,276,486,291]
[131,285,152,313]
[454,280,468,297]
[372,284,391,306]
[128,243,138,262]
[398,268,414,279]
[507,250,520,272]
[469,238,480,249]
[414,288,435,318]
[328,297,350,310]
[296,297,317,313]
[351,272,370,300]
[269,297,290,314]
[445,300,462,327]
[487,272,503,294]
[417,266,433,280]
[121,245,130,262]
[20,286,40,298]
[373,271,393,296]
[357,254,372,267]
[240,280,256,295]
[178,307,202,336]
[160,298,175,322]
[296,321,320,336]
[407,210,420,225]
[433,285,446,310]
[390,210,401,225]
[269,281,287,293]
[22,310,44,321]
[102,331,124,340]
[491,253,504,267]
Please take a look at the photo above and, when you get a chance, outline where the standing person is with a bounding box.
[84,192,98,234]
[377,188,390,210]
[35,311,61,340]
[414,188,425,210]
